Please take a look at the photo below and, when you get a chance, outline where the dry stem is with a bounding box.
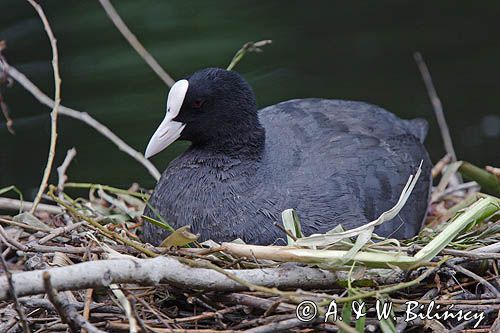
[414,52,457,162]
[0,62,161,180]
[28,0,62,214]
[98,0,175,87]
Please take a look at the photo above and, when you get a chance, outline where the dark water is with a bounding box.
[1,0,499,194]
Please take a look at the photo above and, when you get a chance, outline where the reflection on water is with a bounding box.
[1,0,499,194]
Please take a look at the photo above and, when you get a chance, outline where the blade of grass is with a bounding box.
[281,208,303,245]
[414,196,500,262]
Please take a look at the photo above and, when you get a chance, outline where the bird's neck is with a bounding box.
[192,120,265,159]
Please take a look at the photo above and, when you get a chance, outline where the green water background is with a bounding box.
[1,0,499,195]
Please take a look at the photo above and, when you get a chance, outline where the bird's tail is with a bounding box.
[406,118,429,143]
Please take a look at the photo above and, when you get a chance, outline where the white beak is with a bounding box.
[145,79,189,159]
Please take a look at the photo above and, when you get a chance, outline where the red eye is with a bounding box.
[192,99,205,109]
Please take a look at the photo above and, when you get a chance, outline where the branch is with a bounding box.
[0,197,63,214]
[0,241,31,333]
[0,256,368,300]
[0,61,161,181]
[413,52,457,162]
[43,272,106,333]
[56,147,77,195]
[27,0,62,213]
[98,0,175,87]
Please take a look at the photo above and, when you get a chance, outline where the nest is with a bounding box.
[0,163,500,333]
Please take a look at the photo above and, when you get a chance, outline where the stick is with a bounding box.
[43,272,106,333]
[0,62,161,180]
[47,186,157,257]
[27,0,62,214]
[0,92,14,134]
[98,0,175,87]
[447,262,500,298]
[0,197,63,214]
[0,241,31,333]
[0,256,363,300]
[413,52,457,162]
[57,147,77,195]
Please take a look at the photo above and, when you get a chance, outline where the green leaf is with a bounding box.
[281,208,303,245]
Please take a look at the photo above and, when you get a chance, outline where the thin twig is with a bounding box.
[227,40,272,71]
[431,154,452,178]
[414,52,457,162]
[0,92,14,134]
[56,148,77,195]
[0,61,161,180]
[447,262,500,298]
[37,221,85,245]
[98,0,175,87]
[0,241,31,333]
[47,186,158,257]
[28,0,62,214]
[0,42,15,134]
[486,165,500,183]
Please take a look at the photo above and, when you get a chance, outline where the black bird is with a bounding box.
[142,68,432,245]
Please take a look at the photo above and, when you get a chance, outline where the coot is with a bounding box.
[142,68,432,245]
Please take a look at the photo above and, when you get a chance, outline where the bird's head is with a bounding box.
[145,68,258,158]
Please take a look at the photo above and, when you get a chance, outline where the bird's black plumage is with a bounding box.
[142,68,432,245]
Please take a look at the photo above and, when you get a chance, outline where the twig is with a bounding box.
[56,148,77,195]
[82,288,94,333]
[0,256,361,300]
[486,165,500,183]
[109,285,138,333]
[431,154,452,178]
[222,293,294,313]
[0,61,161,180]
[0,241,31,333]
[0,92,14,134]
[134,298,177,330]
[0,217,53,233]
[27,0,62,214]
[414,52,457,162]
[244,318,318,333]
[447,262,500,298]
[43,271,106,333]
[19,297,122,314]
[47,186,157,257]
[273,222,298,241]
[0,224,29,251]
[0,42,15,134]
[98,0,175,87]
[227,40,272,71]
[0,197,63,214]
[435,181,479,201]
[37,221,85,245]
[324,258,447,305]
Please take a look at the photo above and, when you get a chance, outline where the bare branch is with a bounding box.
[0,61,161,180]
[0,197,63,214]
[0,241,31,333]
[56,147,77,195]
[98,0,175,87]
[0,93,14,134]
[413,52,457,162]
[0,256,372,300]
[43,271,106,333]
[27,0,62,213]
